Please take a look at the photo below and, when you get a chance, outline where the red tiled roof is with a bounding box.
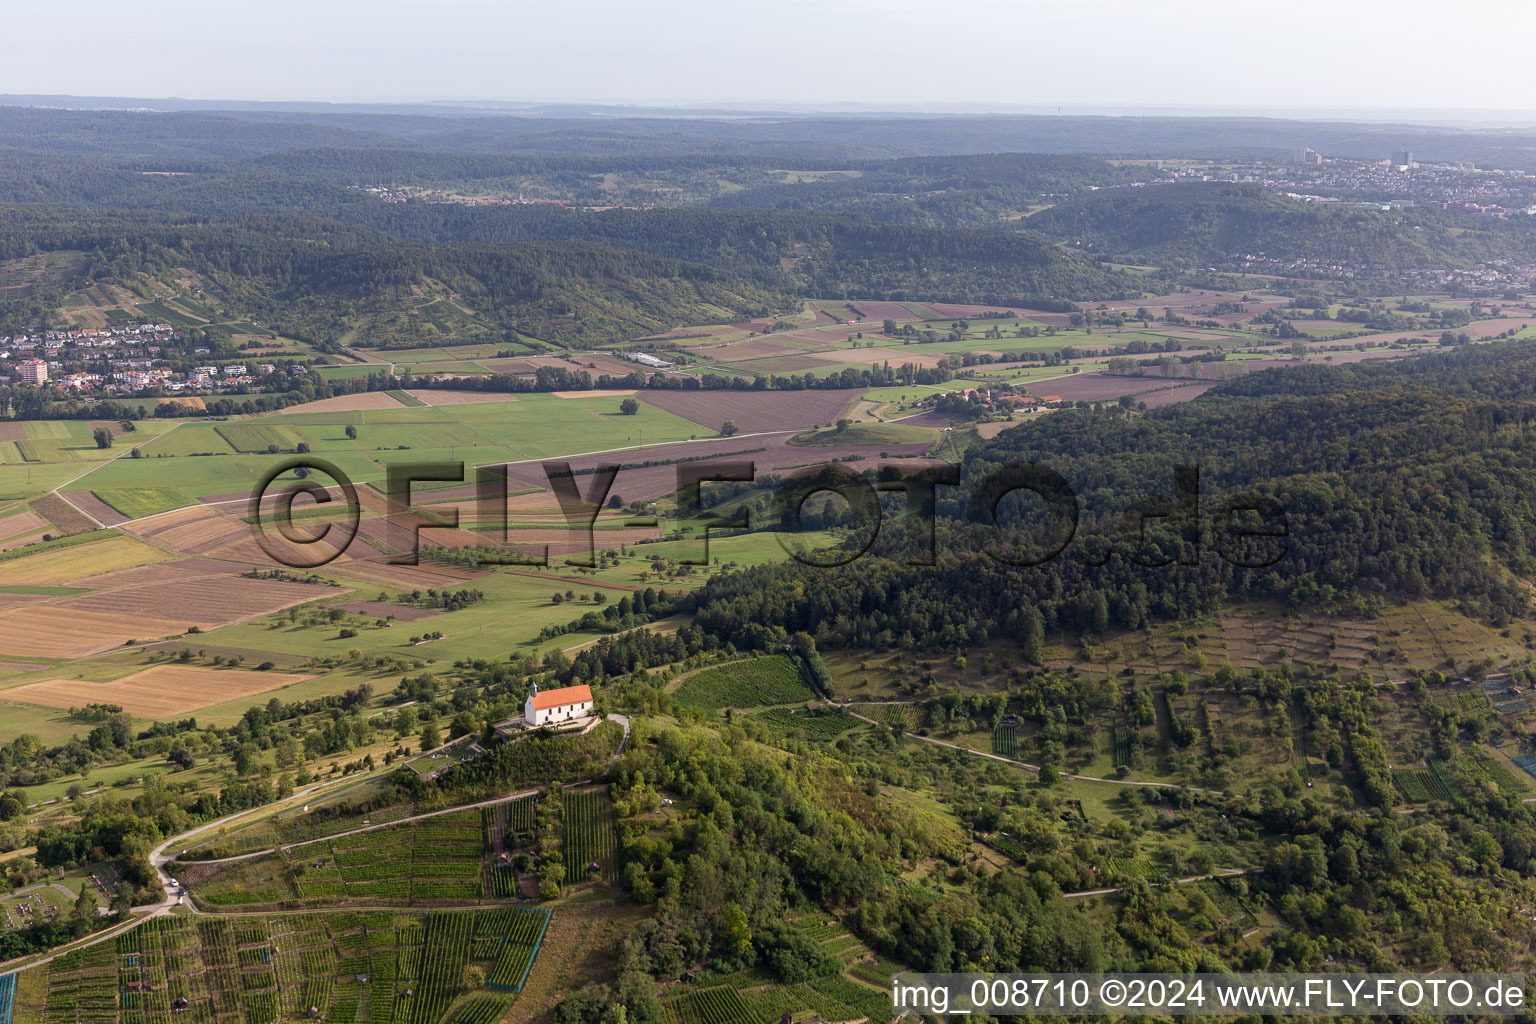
[529,684,592,710]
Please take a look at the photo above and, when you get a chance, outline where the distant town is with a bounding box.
[0,324,297,394]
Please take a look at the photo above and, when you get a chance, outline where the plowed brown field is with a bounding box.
[5,665,317,717]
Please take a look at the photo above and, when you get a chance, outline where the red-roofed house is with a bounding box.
[524,682,594,727]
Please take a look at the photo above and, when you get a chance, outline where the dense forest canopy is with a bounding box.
[678,341,1536,658]
[0,200,1139,344]
[1026,182,1536,271]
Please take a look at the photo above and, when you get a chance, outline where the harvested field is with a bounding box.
[1030,374,1201,403]
[1104,290,1258,313]
[494,434,936,504]
[405,390,518,406]
[919,301,1067,322]
[274,392,405,414]
[122,504,246,554]
[0,593,55,610]
[0,606,192,658]
[899,411,966,428]
[436,525,663,557]
[482,359,539,374]
[333,557,491,591]
[335,599,443,621]
[67,556,235,589]
[843,346,956,368]
[64,573,331,626]
[568,353,648,376]
[637,389,860,433]
[3,665,317,717]
[0,510,50,541]
[974,420,1023,439]
[158,396,205,411]
[60,491,130,526]
[29,492,98,535]
[0,530,49,553]
[126,503,369,568]
[726,354,840,374]
[411,427,933,508]
[0,424,27,441]
[639,326,719,340]
[847,300,925,322]
[695,338,806,362]
[1136,382,1219,408]
[0,535,168,587]
[1182,349,1410,380]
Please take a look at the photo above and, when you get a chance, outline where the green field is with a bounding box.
[57,395,714,498]
[93,487,198,520]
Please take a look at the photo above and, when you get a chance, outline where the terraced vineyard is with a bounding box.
[752,706,855,739]
[483,909,551,992]
[660,975,896,1024]
[672,655,815,711]
[992,725,1017,757]
[1112,727,1134,767]
[1464,750,1529,794]
[850,703,923,731]
[441,996,512,1024]
[659,987,750,1024]
[560,790,620,886]
[1197,880,1258,928]
[7,911,553,1024]
[282,810,485,906]
[1395,764,1458,804]
[983,833,1028,863]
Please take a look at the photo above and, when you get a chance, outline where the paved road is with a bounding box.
[157,713,631,878]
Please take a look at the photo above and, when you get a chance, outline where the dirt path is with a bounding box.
[844,709,1222,794]
[160,714,629,875]
[1061,868,1257,900]
[46,422,184,529]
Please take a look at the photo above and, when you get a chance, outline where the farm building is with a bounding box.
[525,682,594,727]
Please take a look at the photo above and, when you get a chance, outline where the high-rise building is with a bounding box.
[16,359,47,385]
[1392,149,1414,167]
[1293,147,1323,165]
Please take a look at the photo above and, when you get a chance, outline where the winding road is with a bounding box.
[0,713,632,978]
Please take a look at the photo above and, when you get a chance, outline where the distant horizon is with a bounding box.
[6,92,1536,129]
[7,0,1533,116]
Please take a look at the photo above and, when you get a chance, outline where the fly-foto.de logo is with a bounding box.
[246,457,1288,571]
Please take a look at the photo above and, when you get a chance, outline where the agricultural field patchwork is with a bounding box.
[1,665,317,718]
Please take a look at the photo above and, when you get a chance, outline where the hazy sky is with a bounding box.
[7,0,1536,113]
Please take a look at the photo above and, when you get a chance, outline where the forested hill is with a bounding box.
[686,342,1536,656]
[702,153,1142,225]
[0,202,1141,344]
[1025,182,1533,271]
[0,207,792,346]
[348,204,1133,305]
